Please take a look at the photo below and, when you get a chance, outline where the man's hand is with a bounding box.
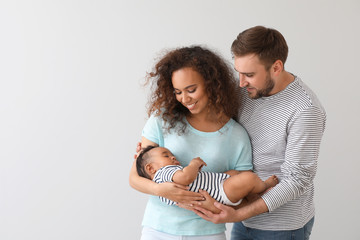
[194,191,269,224]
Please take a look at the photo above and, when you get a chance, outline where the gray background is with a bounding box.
[1,0,359,239]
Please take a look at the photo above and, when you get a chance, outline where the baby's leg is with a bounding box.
[224,170,240,176]
[264,175,278,189]
[223,172,278,204]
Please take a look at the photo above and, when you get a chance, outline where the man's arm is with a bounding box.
[261,106,326,211]
[193,191,268,223]
[172,157,206,185]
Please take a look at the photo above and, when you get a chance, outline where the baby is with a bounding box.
[136,145,278,208]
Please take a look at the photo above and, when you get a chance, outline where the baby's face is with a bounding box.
[150,147,180,170]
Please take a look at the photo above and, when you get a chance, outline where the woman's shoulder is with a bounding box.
[147,109,180,124]
[144,111,184,135]
[228,118,247,132]
[146,110,170,125]
[227,119,250,141]
[144,112,162,125]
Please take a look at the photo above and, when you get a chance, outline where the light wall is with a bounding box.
[1,0,359,239]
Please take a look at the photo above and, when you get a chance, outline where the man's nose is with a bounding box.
[239,75,248,88]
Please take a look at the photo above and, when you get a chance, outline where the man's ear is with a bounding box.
[272,60,284,77]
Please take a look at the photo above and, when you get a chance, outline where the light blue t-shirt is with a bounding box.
[141,114,252,235]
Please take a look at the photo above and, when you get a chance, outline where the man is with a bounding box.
[194,26,326,240]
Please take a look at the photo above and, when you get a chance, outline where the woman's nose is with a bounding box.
[181,93,191,103]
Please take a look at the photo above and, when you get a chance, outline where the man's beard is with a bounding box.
[250,73,275,99]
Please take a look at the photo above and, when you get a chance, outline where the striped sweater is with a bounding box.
[238,76,326,230]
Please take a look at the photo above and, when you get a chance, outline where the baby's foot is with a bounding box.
[265,175,278,188]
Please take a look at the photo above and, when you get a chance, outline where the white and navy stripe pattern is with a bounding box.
[238,76,326,230]
[153,165,230,205]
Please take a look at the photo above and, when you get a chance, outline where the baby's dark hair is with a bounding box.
[136,145,158,180]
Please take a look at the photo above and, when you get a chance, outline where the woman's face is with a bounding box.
[171,67,209,117]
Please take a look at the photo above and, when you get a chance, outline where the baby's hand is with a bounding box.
[190,157,207,171]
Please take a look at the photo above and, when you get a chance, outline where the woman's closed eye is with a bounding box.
[187,88,196,93]
[174,89,196,95]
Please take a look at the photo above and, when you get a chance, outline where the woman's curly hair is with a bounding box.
[146,45,240,133]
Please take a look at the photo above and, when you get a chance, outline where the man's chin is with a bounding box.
[248,92,260,99]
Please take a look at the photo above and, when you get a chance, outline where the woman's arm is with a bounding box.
[128,137,160,194]
[129,160,161,194]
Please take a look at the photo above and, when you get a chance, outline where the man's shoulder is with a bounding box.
[292,77,326,114]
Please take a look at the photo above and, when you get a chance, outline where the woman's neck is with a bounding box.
[186,112,230,132]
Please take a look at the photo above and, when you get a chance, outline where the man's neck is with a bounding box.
[269,71,295,96]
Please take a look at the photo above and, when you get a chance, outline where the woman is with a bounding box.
[129,46,253,239]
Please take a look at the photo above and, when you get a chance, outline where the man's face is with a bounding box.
[234,54,275,99]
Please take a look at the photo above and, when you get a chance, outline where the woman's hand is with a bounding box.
[192,190,237,223]
[193,201,238,224]
[157,182,205,204]
[196,189,221,213]
[177,189,222,213]
[133,142,142,159]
